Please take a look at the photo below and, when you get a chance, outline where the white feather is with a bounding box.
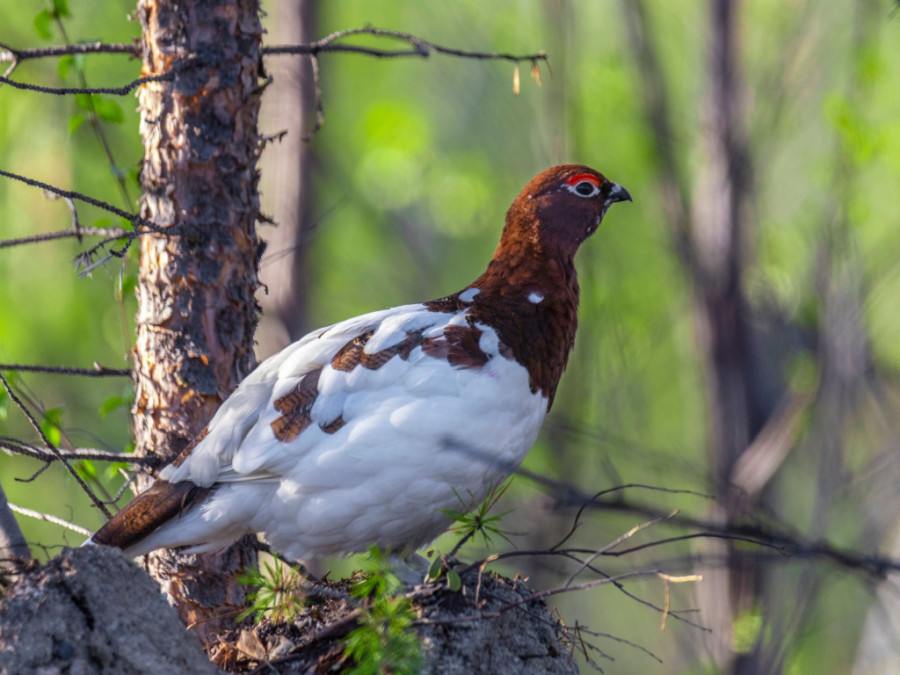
[126,303,547,559]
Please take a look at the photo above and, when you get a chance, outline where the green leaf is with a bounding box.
[33,9,53,38]
[68,113,86,135]
[446,568,461,592]
[105,461,129,479]
[95,98,124,124]
[98,395,125,417]
[41,407,63,447]
[52,0,70,17]
[439,508,467,522]
[58,55,74,81]
[74,92,94,111]
[118,273,138,298]
[76,459,98,482]
[426,557,442,582]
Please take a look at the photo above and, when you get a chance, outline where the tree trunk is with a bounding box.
[690,1,763,670]
[133,0,263,644]
[256,0,316,355]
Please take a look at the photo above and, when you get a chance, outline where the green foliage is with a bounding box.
[0,383,9,423]
[98,390,134,418]
[425,555,461,592]
[237,557,305,624]
[33,0,70,39]
[33,10,54,39]
[440,481,514,550]
[343,546,423,675]
[74,94,125,124]
[40,407,63,447]
[732,606,764,655]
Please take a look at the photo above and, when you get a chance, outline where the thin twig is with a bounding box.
[1,30,547,64]
[0,168,155,229]
[7,502,92,537]
[0,439,157,466]
[0,363,129,377]
[0,372,111,517]
[0,226,133,250]
[0,70,172,96]
[53,18,133,208]
[0,41,137,62]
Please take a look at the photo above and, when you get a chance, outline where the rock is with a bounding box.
[0,546,219,675]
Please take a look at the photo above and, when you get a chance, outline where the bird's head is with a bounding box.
[501,164,631,257]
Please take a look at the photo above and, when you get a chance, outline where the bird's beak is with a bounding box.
[606,182,632,205]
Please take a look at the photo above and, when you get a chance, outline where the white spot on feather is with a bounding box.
[459,288,480,303]
[528,292,544,304]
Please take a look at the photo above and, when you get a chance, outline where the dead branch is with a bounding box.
[0,373,111,518]
[0,364,129,377]
[7,502,92,537]
[0,439,157,466]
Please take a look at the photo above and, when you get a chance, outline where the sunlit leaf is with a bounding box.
[76,459,98,482]
[41,408,63,447]
[98,395,125,417]
[58,55,74,81]
[68,113,86,135]
[33,9,53,38]
[74,92,94,111]
[52,0,70,18]
[95,98,125,123]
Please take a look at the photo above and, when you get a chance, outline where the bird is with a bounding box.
[87,164,631,564]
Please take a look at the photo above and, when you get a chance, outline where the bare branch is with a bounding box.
[1,29,547,65]
[7,502,93,537]
[0,41,137,62]
[0,439,157,466]
[266,26,547,64]
[0,226,132,250]
[0,168,155,230]
[0,372,111,517]
[0,70,172,96]
[0,364,129,377]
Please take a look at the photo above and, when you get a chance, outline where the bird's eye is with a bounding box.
[574,181,599,197]
[563,173,602,198]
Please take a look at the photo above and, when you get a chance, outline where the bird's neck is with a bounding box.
[468,243,581,409]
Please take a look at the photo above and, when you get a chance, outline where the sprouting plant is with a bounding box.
[237,556,305,623]
[343,546,423,675]
[441,480,516,554]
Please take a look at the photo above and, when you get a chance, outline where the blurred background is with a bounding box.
[2,1,900,672]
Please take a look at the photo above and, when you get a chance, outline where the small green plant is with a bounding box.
[237,557,305,624]
[343,546,423,675]
[441,480,515,552]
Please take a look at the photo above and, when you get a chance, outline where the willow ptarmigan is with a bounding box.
[87,164,631,561]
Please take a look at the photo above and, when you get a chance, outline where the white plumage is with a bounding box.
[122,302,546,558]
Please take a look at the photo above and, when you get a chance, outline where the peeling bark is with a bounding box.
[133,0,263,644]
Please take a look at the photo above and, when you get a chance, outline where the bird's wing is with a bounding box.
[159,302,464,486]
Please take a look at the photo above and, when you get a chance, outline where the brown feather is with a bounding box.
[91,480,212,551]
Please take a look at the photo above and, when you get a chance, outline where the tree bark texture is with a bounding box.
[134,0,263,644]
